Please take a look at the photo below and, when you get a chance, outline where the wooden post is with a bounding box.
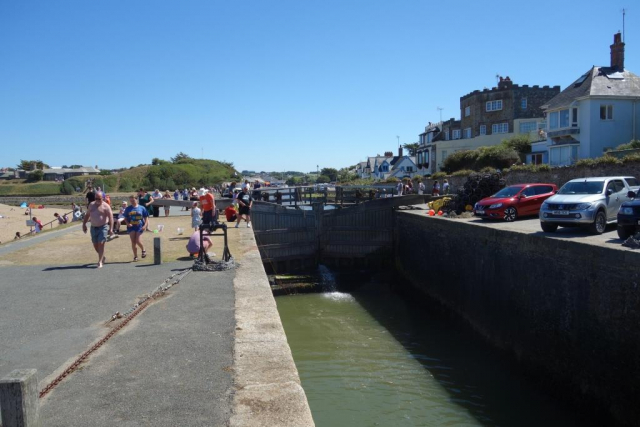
[0,369,39,427]
[153,237,162,265]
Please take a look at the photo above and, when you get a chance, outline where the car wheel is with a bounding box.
[589,210,607,235]
[503,207,517,222]
[617,225,635,240]
[541,222,558,233]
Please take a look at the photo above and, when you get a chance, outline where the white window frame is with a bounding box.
[463,128,472,139]
[452,129,461,140]
[572,108,579,127]
[600,104,613,121]
[486,100,503,111]
[491,123,509,134]
[464,106,471,117]
[479,125,486,135]
[521,98,527,109]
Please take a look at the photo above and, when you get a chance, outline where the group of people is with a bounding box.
[395,179,450,196]
[79,184,255,268]
[82,188,154,268]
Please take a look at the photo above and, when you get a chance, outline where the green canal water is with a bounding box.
[276,272,595,427]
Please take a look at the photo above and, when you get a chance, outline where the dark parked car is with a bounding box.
[474,183,558,221]
[617,190,640,239]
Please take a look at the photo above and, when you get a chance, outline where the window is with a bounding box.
[486,100,503,111]
[530,153,544,165]
[480,125,486,135]
[560,109,570,128]
[452,129,461,139]
[519,121,538,133]
[463,128,472,139]
[522,187,536,197]
[521,98,527,109]
[445,130,449,140]
[600,105,613,120]
[549,109,570,129]
[465,106,471,117]
[492,123,509,134]
[406,166,413,172]
[535,185,554,195]
[572,108,578,127]
[626,178,639,187]
[549,145,579,166]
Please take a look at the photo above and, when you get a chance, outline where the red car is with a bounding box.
[474,183,558,221]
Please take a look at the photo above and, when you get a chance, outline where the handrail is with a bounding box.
[23,209,76,237]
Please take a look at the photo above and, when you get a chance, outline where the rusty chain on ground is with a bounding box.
[39,268,192,399]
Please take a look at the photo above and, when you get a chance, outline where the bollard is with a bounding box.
[0,369,39,427]
[153,237,162,265]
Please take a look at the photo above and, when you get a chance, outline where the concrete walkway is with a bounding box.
[0,227,314,426]
[40,268,236,426]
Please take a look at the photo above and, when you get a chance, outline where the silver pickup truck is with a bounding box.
[539,176,640,234]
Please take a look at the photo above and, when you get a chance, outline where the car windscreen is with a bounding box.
[492,187,522,198]
[558,181,604,195]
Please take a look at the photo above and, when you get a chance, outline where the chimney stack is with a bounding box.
[610,32,625,71]
[398,146,403,157]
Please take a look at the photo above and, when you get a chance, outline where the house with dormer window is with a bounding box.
[530,33,640,166]
[356,147,418,181]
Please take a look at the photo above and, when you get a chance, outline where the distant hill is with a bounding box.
[86,159,237,193]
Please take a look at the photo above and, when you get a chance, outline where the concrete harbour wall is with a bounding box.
[394,212,640,426]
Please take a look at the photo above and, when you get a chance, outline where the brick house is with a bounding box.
[415,78,560,174]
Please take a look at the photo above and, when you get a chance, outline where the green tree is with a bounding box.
[316,174,330,184]
[27,170,44,182]
[171,152,192,163]
[320,168,338,181]
[403,143,419,156]
[18,160,49,170]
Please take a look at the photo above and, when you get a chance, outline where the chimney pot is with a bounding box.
[610,31,625,70]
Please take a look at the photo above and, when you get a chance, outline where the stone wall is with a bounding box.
[395,212,640,425]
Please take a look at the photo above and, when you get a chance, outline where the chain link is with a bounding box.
[39,268,192,399]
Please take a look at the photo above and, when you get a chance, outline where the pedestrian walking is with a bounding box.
[86,186,96,208]
[235,186,253,228]
[418,181,425,195]
[396,181,403,196]
[123,195,149,262]
[82,192,114,268]
[432,180,440,196]
[443,179,450,195]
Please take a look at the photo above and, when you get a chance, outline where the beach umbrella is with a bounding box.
[20,202,27,208]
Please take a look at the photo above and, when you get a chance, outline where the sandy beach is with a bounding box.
[0,203,73,244]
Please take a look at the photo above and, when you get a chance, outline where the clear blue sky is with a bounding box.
[1,0,636,173]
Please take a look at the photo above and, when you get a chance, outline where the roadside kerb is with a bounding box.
[230,230,315,427]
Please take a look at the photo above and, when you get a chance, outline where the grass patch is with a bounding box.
[0,181,63,196]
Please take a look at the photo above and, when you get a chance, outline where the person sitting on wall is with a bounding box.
[54,213,68,224]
